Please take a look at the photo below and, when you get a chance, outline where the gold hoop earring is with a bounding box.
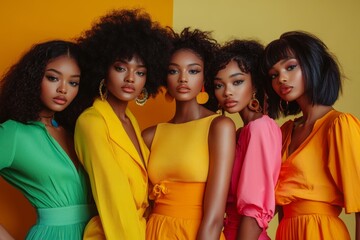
[248,92,262,113]
[279,99,288,112]
[135,88,148,106]
[196,85,209,104]
[216,103,225,115]
[99,79,108,101]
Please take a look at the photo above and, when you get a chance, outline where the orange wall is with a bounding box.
[0,1,173,239]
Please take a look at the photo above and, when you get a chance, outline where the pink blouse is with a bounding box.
[223,115,282,240]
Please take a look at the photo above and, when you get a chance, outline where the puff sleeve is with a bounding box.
[235,117,282,229]
[327,113,360,213]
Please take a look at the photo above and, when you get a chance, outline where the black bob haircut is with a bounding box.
[261,31,342,119]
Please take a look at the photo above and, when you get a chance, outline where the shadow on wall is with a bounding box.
[0,178,36,239]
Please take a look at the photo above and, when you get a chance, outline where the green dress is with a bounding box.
[0,120,95,240]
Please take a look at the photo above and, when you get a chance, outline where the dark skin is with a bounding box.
[236,110,263,240]
[142,49,236,240]
[0,224,14,240]
[214,60,271,240]
[289,100,360,240]
[142,102,236,240]
[271,57,360,240]
[237,216,262,240]
[106,88,145,167]
[104,56,148,166]
[42,120,79,169]
[38,55,81,169]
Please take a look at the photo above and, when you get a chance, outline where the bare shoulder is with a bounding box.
[209,115,236,137]
[141,125,158,149]
[211,115,236,130]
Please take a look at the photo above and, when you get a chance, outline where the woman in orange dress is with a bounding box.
[143,28,236,240]
[262,31,360,240]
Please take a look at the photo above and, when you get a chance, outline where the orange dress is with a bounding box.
[146,115,225,240]
[275,110,360,240]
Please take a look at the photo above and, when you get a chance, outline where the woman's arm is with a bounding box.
[237,216,262,240]
[197,116,236,240]
[0,225,14,240]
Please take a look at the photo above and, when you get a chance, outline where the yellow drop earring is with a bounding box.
[196,85,209,104]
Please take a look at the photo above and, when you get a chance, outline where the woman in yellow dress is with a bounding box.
[143,28,236,240]
[262,31,360,240]
[74,9,171,239]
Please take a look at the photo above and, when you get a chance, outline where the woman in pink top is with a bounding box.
[209,40,282,240]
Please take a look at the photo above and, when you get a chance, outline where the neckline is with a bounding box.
[165,114,218,125]
[286,109,335,158]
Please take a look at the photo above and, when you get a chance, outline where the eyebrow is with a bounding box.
[45,68,81,78]
[280,57,296,64]
[117,59,146,68]
[214,72,244,81]
[169,63,202,67]
[269,57,296,70]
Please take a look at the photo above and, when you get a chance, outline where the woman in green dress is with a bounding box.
[0,40,95,239]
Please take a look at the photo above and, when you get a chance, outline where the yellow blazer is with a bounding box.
[74,98,149,240]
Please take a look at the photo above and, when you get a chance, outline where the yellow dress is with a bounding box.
[75,99,149,240]
[146,115,225,240]
[275,110,360,240]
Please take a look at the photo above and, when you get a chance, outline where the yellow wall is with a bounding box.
[172,0,360,239]
[0,1,172,239]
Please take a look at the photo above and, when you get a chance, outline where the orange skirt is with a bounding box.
[82,216,106,240]
[276,200,350,240]
[146,181,225,240]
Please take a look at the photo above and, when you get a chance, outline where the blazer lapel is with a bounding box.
[93,99,148,171]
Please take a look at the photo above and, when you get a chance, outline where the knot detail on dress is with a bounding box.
[149,183,168,200]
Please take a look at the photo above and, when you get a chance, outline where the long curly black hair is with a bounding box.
[208,39,266,115]
[167,27,220,111]
[0,40,87,132]
[76,8,172,104]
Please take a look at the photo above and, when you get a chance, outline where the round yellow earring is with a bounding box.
[196,85,209,104]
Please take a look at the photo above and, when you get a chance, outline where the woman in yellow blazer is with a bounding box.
[74,9,171,239]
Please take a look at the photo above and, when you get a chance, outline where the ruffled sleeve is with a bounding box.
[327,112,360,213]
[0,120,17,170]
[236,116,282,229]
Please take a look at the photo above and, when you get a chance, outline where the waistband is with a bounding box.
[283,200,342,218]
[37,204,96,226]
[150,181,205,219]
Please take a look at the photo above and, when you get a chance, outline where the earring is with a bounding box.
[196,85,209,104]
[248,92,262,113]
[279,99,288,112]
[99,79,108,101]
[135,88,148,106]
[216,103,225,115]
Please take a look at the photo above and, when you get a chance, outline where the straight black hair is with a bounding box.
[262,31,342,119]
